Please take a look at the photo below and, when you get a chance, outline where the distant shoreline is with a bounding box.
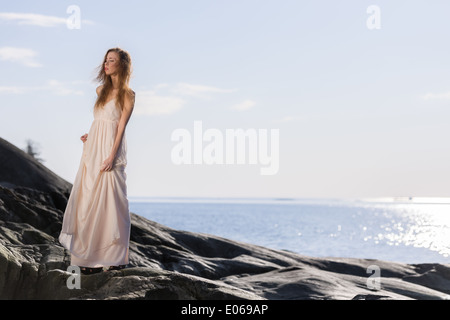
[128,196,450,205]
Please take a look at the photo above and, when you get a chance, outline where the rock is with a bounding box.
[403,264,450,295]
[0,138,71,196]
[0,137,450,300]
[352,294,394,300]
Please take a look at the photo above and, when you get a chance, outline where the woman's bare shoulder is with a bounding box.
[123,89,135,110]
[96,85,104,96]
[126,88,136,101]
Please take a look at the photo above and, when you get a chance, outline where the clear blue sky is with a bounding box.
[1,0,450,199]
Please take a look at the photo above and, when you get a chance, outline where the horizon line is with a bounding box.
[127,195,450,205]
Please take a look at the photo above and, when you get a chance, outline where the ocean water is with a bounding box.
[129,197,450,264]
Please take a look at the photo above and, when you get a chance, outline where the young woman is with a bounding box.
[59,48,135,274]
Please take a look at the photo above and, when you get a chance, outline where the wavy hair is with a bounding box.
[94,47,133,111]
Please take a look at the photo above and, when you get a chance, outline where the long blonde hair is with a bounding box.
[94,47,133,111]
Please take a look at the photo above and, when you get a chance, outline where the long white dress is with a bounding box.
[59,98,130,268]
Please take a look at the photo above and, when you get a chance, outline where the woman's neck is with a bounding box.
[110,74,120,90]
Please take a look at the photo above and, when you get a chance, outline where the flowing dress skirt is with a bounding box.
[59,100,130,268]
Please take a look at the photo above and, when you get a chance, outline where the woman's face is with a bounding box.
[104,51,120,76]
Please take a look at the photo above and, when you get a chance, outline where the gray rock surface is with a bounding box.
[0,137,449,300]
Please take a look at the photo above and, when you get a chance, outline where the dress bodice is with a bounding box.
[93,99,121,122]
[83,97,127,169]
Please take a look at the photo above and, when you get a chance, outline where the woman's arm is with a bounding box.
[81,86,104,144]
[101,91,135,172]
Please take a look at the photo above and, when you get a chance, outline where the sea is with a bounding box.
[129,197,450,264]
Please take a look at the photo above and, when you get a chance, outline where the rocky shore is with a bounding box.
[0,137,449,300]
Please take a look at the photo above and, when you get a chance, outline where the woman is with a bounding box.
[59,47,135,274]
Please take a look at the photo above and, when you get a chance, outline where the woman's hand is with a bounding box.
[100,155,114,172]
[80,133,88,143]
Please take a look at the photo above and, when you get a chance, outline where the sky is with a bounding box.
[1,0,450,200]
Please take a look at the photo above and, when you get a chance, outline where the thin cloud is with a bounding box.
[0,12,66,27]
[0,86,27,94]
[134,82,237,116]
[171,82,236,99]
[0,80,84,95]
[275,115,301,122]
[0,47,42,67]
[421,91,450,100]
[47,80,84,95]
[0,12,94,27]
[134,90,186,116]
[230,99,256,111]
